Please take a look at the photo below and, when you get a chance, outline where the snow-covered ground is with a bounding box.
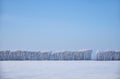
[0,61,120,79]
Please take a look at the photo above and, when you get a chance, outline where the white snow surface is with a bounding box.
[0,61,120,79]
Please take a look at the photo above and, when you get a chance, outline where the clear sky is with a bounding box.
[0,0,120,51]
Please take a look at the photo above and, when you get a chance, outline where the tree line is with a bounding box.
[96,50,120,60]
[0,50,92,60]
[0,50,120,60]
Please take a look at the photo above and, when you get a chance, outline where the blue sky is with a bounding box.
[0,0,120,51]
